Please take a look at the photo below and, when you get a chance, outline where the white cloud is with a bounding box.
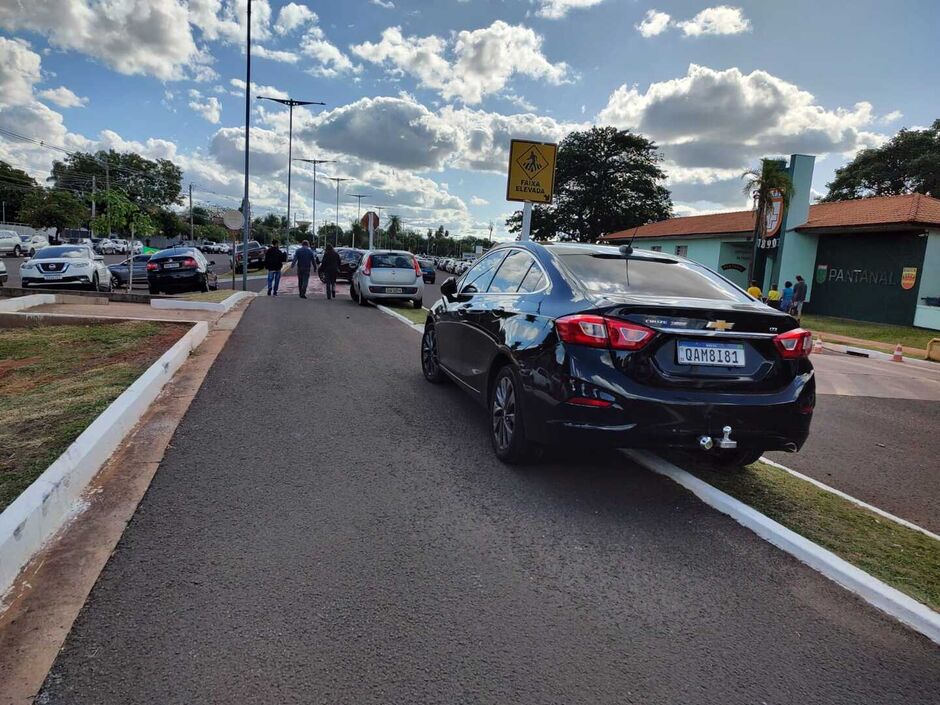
[636,10,672,38]
[230,78,289,100]
[469,196,489,206]
[301,26,358,76]
[189,95,222,124]
[535,0,605,20]
[371,0,395,8]
[37,86,88,108]
[0,0,206,81]
[190,0,273,43]
[0,37,42,106]
[677,6,751,36]
[210,125,287,175]
[273,2,315,34]
[351,21,569,104]
[880,109,903,124]
[254,46,300,63]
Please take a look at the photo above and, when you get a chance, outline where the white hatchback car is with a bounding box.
[0,229,23,256]
[18,233,50,257]
[350,249,424,308]
[20,244,114,291]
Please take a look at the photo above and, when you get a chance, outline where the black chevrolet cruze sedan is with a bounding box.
[420,242,815,465]
[146,247,218,295]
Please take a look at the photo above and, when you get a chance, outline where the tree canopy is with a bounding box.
[0,160,39,223]
[822,119,940,201]
[507,126,672,242]
[49,149,183,210]
[20,189,87,238]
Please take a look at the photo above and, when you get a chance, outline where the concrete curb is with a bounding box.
[0,294,56,312]
[820,341,936,369]
[0,321,209,599]
[625,449,940,646]
[151,290,254,313]
[758,456,940,542]
[375,304,425,333]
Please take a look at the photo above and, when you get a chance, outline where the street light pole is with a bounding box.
[293,158,333,246]
[259,96,325,246]
[241,0,252,290]
[348,193,370,248]
[327,177,350,246]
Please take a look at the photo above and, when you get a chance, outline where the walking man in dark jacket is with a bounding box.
[320,243,340,300]
[792,275,808,318]
[291,240,317,299]
[264,240,287,296]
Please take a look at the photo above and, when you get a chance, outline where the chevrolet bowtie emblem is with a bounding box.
[706,320,734,331]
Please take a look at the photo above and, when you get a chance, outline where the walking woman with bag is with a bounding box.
[320,243,340,300]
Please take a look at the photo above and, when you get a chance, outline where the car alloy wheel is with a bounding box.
[492,375,516,453]
[13,245,21,257]
[421,325,445,383]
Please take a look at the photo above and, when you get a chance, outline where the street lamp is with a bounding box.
[327,177,350,246]
[348,193,370,248]
[293,158,333,247]
[258,96,325,245]
[240,0,253,290]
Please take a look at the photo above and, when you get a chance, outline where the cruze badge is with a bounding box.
[706,320,734,331]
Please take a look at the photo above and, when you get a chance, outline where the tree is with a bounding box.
[20,189,87,241]
[822,120,940,201]
[0,161,39,222]
[506,126,671,242]
[191,206,211,226]
[90,190,154,239]
[387,214,402,239]
[317,222,344,245]
[49,149,183,210]
[741,158,794,242]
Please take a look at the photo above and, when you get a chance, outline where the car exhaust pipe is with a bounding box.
[698,435,714,451]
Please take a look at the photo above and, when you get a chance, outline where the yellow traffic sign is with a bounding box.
[506,139,558,204]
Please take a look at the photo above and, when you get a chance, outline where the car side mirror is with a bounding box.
[440,276,458,300]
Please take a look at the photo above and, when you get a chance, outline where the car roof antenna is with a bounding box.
[619,225,640,256]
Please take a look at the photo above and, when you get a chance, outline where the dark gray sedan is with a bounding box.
[108,254,151,288]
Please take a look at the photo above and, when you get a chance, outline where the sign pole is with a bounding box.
[520,201,533,242]
[368,221,374,250]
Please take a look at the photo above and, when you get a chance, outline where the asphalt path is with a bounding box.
[39,291,939,704]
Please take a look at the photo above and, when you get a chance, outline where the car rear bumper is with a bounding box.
[148,271,203,290]
[367,285,420,296]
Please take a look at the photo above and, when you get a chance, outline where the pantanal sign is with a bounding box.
[506,139,558,204]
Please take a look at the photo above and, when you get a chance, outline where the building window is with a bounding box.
[650,245,662,252]
[675,245,688,257]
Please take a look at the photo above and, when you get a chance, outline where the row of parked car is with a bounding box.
[434,256,472,276]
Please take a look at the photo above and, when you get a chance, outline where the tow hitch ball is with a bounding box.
[699,426,737,452]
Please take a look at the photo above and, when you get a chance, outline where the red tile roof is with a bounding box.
[602,193,940,241]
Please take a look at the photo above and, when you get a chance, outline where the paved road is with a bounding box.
[39,287,939,704]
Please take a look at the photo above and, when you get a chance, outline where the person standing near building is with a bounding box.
[766,282,782,309]
[291,239,317,299]
[320,243,340,300]
[746,280,763,300]
[792,275,808,318]
[264,240,287,296]
[780,280,794,315]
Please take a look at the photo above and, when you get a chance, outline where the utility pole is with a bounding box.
[90,176,95,235]
[105,160,112,239]
[189,183,194,243]
[241,0,252,291]
[259,97,325,246]
[327,177,350,246]
[293,158,334,246]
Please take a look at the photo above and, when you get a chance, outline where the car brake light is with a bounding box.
[565,396,613,408]
[146,262,158,271]
[555,314,654,351]
[362,255,372,276]
[182,257,197,268]
[413,256,422,278]
[774,328,813,359]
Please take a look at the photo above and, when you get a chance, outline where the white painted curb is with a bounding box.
[0,294,56,312]
[821,341,935,369]
[759,456,940,542]
[625,449,940,646]
[151,290,254,313]
[0,321,209,599]
[375,304,425,333]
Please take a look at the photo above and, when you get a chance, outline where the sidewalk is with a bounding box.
[814,331,929,358]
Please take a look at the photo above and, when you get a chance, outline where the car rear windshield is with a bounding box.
[370,253,414,269]
[558,254,749,301]
[34,246,87,259]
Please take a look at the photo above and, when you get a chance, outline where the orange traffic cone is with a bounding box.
[812,336,823,354]
[891,343,904,362]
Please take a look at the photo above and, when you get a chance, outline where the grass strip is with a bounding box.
[180,290,238,303]
[801,314,935,351]
[684,459,940,611]
[0,321,187,513]
[379,301,428,325]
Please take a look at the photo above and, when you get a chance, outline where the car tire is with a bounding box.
[149,285,160,295]
[490,365,535,464]
[707,448,764,468]
[90,273,100,291]
[421,324,447,384]
[318,270,327,283]
[28,248,35,257]
[200,274,210,293]
[12,245,21,257]
[412,297,423,309]
[356,284,369,306]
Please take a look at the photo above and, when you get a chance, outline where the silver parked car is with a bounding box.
[20,245,114,291]
[350,249,425,308]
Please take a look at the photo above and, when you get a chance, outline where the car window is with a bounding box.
[558,254,749,302]
[459,250,506,294]
[518,261,547,293]
[487,250,536,293]
[34,246,88,259]
[371,253,414,269]
[134,255,150,263]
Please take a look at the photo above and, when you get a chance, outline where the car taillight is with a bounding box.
[146,262,158,271]
[413,256,422,278]
[774,328,813,359]
[555,314,654,351]
[362,255,372,276]
[182,257,197,268]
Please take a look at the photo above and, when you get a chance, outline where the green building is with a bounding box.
[603,154,940,331]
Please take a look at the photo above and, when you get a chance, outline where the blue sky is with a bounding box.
[0,0,936,240]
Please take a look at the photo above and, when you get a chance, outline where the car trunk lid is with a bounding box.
[368,252,419,285]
